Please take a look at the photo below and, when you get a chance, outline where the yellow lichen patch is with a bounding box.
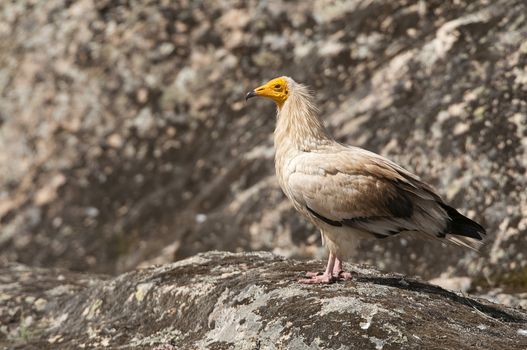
[82,299,103,320]
[34,298,48,311]
[134,282,154,302]
[48,334,63,344]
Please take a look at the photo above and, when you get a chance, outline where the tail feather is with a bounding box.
[446,235,485,251]
[440,203,486,250]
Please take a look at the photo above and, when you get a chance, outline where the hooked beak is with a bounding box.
[245,90,257,102]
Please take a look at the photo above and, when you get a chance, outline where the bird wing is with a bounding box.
[285,146,449,238]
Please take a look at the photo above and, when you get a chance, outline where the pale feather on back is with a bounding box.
[274,78,485,252]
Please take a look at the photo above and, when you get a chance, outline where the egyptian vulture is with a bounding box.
[246,77,485,284]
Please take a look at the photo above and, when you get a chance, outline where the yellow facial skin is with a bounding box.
[246,77,289,108]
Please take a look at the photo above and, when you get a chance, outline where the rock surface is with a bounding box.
[1,251,527,349]
[0,0,526,300]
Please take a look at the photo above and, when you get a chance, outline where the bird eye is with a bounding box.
[274,84,281,89]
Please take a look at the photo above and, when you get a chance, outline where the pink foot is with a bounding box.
[298,273,335,284]
[333,270,353,280]
[299,253,351,284]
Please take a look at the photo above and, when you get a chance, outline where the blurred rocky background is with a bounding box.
[0,0,526,306]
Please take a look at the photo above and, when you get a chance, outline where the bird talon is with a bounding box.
[298,273,335,284]
[336,271,353,281]
[332,270,343,278]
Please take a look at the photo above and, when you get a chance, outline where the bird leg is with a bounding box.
[302,256,353,282]
[299,253,336,284]
[332,257,352,280]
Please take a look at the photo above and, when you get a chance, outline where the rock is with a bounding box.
[1,251,526,349]
[0,0,526,304]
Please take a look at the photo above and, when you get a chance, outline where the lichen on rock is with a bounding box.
[1,252,527,349]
